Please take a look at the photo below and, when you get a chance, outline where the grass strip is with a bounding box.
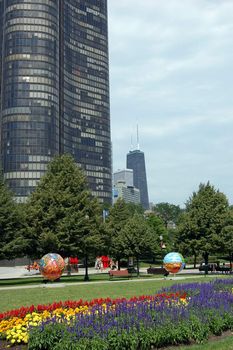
[0,276,220,313]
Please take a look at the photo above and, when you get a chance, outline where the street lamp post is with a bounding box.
[159,235,166,264]
[84,214,90,281]
[159,235,163,265]
[84,254,89,281]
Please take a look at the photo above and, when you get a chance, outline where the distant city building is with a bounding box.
[149,202,154,211]
[0,0,111,204]
[113,180,140,205]
[113,169,134,187]
[144,209,153,216]
[167,221,176,229]
[127,149,149,210]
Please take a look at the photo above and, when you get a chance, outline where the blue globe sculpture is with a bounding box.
[163,252,185,274]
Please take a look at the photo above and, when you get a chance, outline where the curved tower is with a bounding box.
[1,0,60,200]
[0,0,112,203]
[61,0,112,202]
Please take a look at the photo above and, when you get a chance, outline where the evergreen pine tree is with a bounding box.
[0,176,22,259]
[25,154,103,279]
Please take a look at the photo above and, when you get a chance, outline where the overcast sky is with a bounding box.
[108,0,233,207]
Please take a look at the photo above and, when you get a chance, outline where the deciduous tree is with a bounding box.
[105,198,131,268]
[176,182,229,272]
[220,209,233,270]
[145,213,169,259]
[120,213,159,276]
[153,202,182,227]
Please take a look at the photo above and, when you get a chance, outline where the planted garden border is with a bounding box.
[0,279,232,349]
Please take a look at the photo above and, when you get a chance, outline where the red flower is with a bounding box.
[0,291,187,321]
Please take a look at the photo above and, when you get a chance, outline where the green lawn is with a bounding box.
[174,334,233,349]
[0,276,219,313]
[0,270,217,287]
[0,272,110,286]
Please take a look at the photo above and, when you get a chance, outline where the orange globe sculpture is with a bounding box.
[39,253,65,281]
[163,252,185,274]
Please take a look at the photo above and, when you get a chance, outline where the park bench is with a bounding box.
[199,263,232,274]
[147,267,168,275]
[199,264,215,273]
[216,265,231,274]
[109,269,130,279]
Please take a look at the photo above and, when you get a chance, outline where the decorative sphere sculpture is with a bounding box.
[163,252,185,274]
[39,253,65,281]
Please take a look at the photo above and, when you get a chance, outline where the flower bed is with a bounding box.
[0,292,185,347]
[0,279,233,349]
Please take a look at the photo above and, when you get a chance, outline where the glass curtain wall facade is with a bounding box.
[61,0,111,201]
[1,0,60,200]
[0,1,3,115]
[0,0,111,203]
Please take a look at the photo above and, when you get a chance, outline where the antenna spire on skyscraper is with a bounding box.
[130,134,133,151]
[137,124,140,150]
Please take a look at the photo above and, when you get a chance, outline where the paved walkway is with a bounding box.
[0,266,215,291]
[0,266,200,279]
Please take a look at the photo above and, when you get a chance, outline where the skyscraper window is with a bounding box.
[0,0,112,204]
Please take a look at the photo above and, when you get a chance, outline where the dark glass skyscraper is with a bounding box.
[127,149,149,210]
[0,0,111,203]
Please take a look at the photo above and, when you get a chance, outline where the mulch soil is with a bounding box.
[0,340,27,349]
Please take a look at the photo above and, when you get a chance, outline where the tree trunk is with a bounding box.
[117,256,121,270]
[193,253,197,269]
[229,251,232,272]
[136,256,139,277]
[84,254,89,281]
[203,252,209,275]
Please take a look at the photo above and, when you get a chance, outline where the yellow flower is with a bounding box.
[25,314,32,319]
[23,335,29,343]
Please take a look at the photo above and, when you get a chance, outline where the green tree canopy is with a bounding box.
[24,154,104,273]
[105,198,131,266]
[120,213,159,276]
[220,208,233,269]
[176,182,229,268]
[125,202,144,216]
[153,202,183,227]
[0,176,23,259]
[145,213,167,238]
[145,213,171,254]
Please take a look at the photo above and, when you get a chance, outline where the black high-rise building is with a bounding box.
[0,0,111,203]
[127,149,149,210]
